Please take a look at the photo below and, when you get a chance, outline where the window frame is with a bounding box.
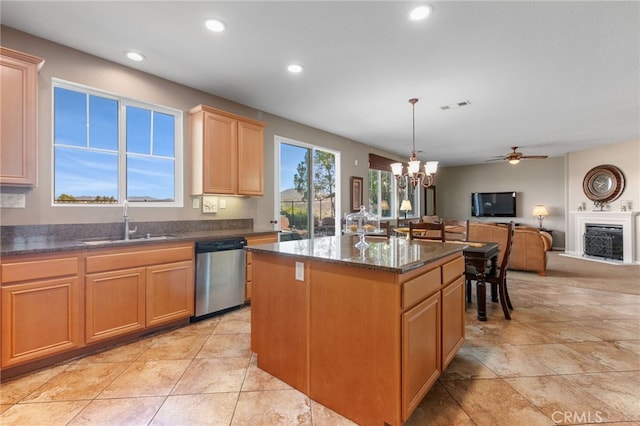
[368,168,421,220]
[51,79,183,208]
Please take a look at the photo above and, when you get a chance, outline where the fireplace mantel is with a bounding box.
[567,211,638,264]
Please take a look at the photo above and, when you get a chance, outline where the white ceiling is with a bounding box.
[2,1,639,166]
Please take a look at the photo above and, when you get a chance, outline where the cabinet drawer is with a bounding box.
[442,256,464,285]
[86,244,193,274]
[402,267,441,310]
[2,256,79,284]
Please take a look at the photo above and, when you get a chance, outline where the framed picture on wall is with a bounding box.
[350,176,363,212]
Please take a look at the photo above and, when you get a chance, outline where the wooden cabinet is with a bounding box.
[85,243,194,343]
[402,291,441,419]
[442,276,465,369]
[0,47,44,186]
[189,104,265,196]
[1,253,82,367]
[244,233,278,301]
[85,267,146,344]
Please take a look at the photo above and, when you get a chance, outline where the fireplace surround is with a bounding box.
[568,211,638,264]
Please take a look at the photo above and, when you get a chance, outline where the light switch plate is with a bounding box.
[202,195,218,213]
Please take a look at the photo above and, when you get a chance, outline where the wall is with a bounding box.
[565,139,640,260]
[435,157,566,248]
[0,27,401,229]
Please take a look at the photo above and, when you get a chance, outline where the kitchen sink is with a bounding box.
[83,235,174,245]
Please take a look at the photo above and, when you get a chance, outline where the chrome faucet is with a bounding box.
[123,200,137,240]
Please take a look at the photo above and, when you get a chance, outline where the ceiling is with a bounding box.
[2,1,639,167]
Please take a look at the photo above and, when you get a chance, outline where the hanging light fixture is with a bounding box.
[391,98,438,190]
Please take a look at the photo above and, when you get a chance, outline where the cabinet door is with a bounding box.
[402,291,441,420]
[245,234,278,301]
[0,48,42,186]
[1,277,82,367]
[237,120,264,195]
[146,261,194,327]
[442,276,465,369]
[85,268,146,343]
[203,112,237,194]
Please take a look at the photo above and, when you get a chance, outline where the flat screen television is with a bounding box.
[471,191,517,217]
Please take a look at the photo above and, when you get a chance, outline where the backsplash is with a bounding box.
[0,219,253,244]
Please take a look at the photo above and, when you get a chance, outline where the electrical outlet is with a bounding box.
[220,199,226,209]
[192,198,200,209]
[295,262,304,281]
[202,195,218,213]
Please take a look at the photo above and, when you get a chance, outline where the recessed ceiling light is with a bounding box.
[287,64,304,73]
[408,5,433,21]
[124,51,145,62]
[205,18,226,32]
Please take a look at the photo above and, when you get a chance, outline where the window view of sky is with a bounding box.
[280,143,306,192]
[53,86,175,203]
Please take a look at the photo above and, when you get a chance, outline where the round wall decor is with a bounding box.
[582,164,625,203]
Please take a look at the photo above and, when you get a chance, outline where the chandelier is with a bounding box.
[390,98,438,190]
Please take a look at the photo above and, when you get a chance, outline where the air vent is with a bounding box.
[440,100,471,110]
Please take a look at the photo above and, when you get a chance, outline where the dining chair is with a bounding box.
[409,221,446,242]
[443,219,468,241]
[465,221,515,319]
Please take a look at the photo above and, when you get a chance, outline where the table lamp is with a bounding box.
[400,199,412,219]
[532,205,548,229]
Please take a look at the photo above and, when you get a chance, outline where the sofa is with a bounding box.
[510,226,552,276]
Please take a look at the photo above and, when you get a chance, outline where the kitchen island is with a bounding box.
[247,235,466,425]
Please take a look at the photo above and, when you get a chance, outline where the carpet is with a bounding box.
[508,251,640,295]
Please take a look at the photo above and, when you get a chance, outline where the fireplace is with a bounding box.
[569,211,638,264]
[584,224,623,260]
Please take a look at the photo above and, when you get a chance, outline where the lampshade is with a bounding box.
[400,200,412,212]
[508,159,520,165]
[532,205,548,217]
[380,200,390,210]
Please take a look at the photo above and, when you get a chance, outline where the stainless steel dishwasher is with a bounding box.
[192,238,247,321]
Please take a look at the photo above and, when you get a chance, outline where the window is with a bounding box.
[368,154,420,219]
[53,80,182,206]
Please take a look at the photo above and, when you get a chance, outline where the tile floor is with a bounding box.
[1,275,639,425]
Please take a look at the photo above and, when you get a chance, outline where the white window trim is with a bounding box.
[51,78,183,208]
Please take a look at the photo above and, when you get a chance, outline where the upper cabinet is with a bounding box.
[0,47,44,187]
[189,104,265,196]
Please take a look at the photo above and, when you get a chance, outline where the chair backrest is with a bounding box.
[443,219,467,241]
[280,215,291,231]
[409,221,446,242]
[421,215,440,223]
[368,221,390,238]
[467,221,511,266]
[501,222,516,275]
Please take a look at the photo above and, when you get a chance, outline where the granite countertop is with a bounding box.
[245,235,465,273]
[1,227,278,257]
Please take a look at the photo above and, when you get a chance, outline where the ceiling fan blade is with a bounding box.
[520,155,548,159]
[485,158,505,162]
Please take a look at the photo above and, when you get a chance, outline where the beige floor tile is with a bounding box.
[0,363,69,404]
[441,379,553,425]
[519,321,603,343]
[497,322,560,345]
[469,344,557,377]
[172,356,250,394]
[405,382,474,425]
[439,347,498,380]
[0,400,89,426]
[197,333,251,358]
[569,320,640,341]
[309,399,357,426]
[73,338,156,364]
[519,343,611,374]
[242,354,293,391]
[98,359,191,398]
[68,396,165,425]
[150,393,238,426]
[505,375,628,423]
[214,317,251,334]
[232,389,312,425]
[179,316,221,335]
[136,333,208,361]
[0,404,12,414]
[565,371,640,420]
[22,362,129,402]
[563,341,640,372]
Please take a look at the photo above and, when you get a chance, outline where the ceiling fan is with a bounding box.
[488,146,549,164]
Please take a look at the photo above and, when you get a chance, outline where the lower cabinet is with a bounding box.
[85,243,194,344]
[1,253,83,368]
[442,276,465,369]
[402,291,441,419]
[85,267,146,344]
[244,233,278,301]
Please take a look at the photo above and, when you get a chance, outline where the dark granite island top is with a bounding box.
[249,235,466,425]
[245,234,465,273]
